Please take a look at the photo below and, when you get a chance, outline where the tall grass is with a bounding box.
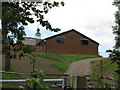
[91,58,118,79]
[31,53,98,72]
[91,58,118,87]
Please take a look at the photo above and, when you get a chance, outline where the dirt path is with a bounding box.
[65,58,102,76]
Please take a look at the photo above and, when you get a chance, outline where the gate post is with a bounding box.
[68,75,86,89]
[76,76,86,89]
[62,77,67,90]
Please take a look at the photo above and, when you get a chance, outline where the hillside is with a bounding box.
[31,53,98,72]
[2,56,61,78]
[2,53,98,78]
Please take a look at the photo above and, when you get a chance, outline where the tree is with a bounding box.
[107,49,120,87]
[2,1,64,71]
[113,1,120,48]
[106,0,120,87]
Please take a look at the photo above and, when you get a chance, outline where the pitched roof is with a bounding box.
[24,37,37,39]
[37,29,99,45]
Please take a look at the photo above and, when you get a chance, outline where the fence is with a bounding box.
[84,74,117,88]
[1,71,117,89]
[0,79,66,89]
[1,71,69,89]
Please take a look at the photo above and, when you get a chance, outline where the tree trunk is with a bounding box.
[2,20,11,71]
[4,45,11,71]
[4,55,10,71]
[117,70,120,88]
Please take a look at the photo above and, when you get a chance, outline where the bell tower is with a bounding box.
[35,28,41,39]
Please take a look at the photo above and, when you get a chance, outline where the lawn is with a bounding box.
[28,53,98,72]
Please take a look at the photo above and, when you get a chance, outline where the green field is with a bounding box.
[29,53,98,72]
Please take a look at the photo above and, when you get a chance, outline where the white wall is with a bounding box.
[23,37,36,45]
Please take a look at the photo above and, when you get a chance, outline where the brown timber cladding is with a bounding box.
[38,30,99,56]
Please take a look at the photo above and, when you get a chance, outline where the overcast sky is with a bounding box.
[25,0,117,57]
[0,0,117,57]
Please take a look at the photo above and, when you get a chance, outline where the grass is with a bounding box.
[91,58,118,78]
[91,58,118,87]
[0,66,20,79]
[1,73,19,79]
[0,68,20,88]
[29,53,98,72]
[0,67,20,88]
[0,84,20,88]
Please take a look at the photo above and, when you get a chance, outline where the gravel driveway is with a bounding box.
[65,58,102,76]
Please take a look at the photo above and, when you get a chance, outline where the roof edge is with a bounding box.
[37,29,99,45]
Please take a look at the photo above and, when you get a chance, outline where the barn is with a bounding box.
[36,29,99,56]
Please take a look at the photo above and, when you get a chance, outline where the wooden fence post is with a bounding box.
[72,76,77,89]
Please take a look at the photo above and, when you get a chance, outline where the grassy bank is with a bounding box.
[30,53,98,72]
[91,58,118,78]
[91,58,118,87]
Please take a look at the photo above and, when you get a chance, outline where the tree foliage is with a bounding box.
[20,69,49,89]
[107,49,120,87]
[112,1,120,48]
[2,1,64,46]
[107,50,120,74]
[106,1,120,87]
[111,1,120,75]
[2,0,64,71]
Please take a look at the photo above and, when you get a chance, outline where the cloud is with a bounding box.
[44,0,116,30]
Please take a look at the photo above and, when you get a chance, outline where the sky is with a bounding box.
[0,0,117,57]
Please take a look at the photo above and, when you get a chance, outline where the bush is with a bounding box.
[22,45,36,53]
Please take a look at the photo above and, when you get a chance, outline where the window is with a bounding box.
[81,40,88,45]
[56,37,65,43]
